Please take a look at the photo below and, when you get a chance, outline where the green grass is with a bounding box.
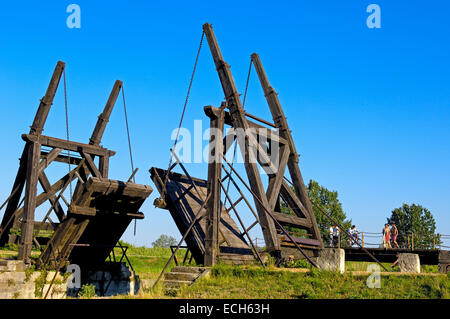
[167,264,450,299]
[1,242,447,299]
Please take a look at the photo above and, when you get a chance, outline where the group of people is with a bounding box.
[382,223,399,248]
[328,223,399,248]
[328,225,360,247]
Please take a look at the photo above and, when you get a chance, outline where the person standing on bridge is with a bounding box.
[329,226,334,247]
[333,226,341,247]
[348,225,359,247]
[390,223,399,248]
[383,224,391,249]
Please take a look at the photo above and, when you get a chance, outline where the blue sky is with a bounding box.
[0,1,449,247]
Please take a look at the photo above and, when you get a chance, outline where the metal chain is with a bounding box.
[121,84,135,182]
[63,69,73,203]
[121,84,138,235]
[163,30,205,192]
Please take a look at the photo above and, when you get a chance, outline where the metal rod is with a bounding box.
[219,179,265,267]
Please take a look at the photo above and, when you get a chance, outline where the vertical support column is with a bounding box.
[204,108,225,266]
[99,155,110,178]
[18,141,41,263]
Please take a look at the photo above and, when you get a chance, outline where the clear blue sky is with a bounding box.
[0,1,449,247]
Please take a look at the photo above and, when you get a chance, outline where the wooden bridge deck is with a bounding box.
[344,247,449,265]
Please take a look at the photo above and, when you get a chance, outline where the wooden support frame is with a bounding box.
[0,64,124,265]
[200,23,324,264]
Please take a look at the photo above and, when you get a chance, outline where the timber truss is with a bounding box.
[151,23,323,268]
[0,61,152,268]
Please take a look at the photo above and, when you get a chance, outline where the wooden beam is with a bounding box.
[38,171,66,222]
[22,134,115,158]
[18,142,41,263]
[0,147,28,245]
[266,144,290,210]
[38,148,62,173]
[204,107,224,266]
[80,151,102,179]
[89,80,123,146]
[29,61,65,135]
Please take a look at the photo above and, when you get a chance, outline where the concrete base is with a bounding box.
[68,262,139,297]
[0,261,66,299]
[0,260,139,298]
[398,253,421,273]
[316,248,345,273]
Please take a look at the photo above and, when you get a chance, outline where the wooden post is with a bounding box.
[362,232,365,248]
[18,142,41,263]
[30,61,66,135]
[204,107,225,266]
[412,232,415,251]
[89,80,123,146]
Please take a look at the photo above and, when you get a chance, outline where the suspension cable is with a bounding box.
[121,84,135,183]
[63,69,73,203]
[162,31,205,193]
[121,84,138,236]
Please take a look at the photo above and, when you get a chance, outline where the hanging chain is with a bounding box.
[121,84,135,183]
[121,84,138,235]
[163,30,205,192]
[63,69,73,203]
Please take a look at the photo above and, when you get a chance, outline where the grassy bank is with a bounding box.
[141,263,449,299]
